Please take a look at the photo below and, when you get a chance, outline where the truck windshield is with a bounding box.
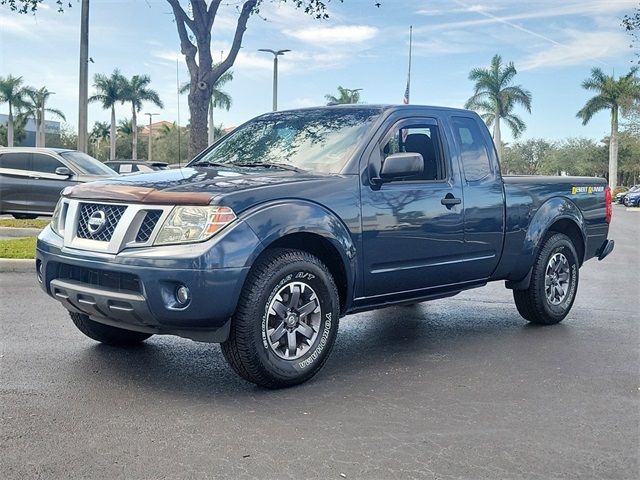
[192,109,380,173]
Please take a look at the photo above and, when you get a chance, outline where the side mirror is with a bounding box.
[55,166,73,177]
[379,152,424,181]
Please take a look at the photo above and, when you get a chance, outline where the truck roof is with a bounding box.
[262,104,475,117]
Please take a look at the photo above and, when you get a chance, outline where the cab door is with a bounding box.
[360,117,468,297]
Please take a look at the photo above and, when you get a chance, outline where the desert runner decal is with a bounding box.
[571,185,605,195]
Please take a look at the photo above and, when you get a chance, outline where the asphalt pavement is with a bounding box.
[1,206,638,479]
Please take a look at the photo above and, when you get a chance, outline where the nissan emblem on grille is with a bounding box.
[87,210,107,235]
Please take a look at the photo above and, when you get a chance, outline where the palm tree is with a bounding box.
[117,118,133,136]
[325,86,362,105]
[89,70,125,160]
[577,67,640,189]
[21,87,66,147]
[180,68,233,146]
[465,55,532,160]
[121,75,163,160]
[90,121,110,160]
[0,75,30,147]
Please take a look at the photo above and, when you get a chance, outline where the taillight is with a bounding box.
[605,186,612,224]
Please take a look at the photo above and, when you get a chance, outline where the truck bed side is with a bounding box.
[492,175,609,283]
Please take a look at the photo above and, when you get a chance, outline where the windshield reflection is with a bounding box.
[192,108,380,173]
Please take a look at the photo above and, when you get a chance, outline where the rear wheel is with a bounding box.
[69,312,152,345]
[221,248,339,388]
[513,233,579,325]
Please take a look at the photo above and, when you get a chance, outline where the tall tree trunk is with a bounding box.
[7,103,14,147]
[208,98,215,145]
[35,110,42,147]
[189,87,210,157]
[110,106,116,160]
[131,105,138,160]
[609,107,618,190]
[40,105,46,147]
[493,113,502,161]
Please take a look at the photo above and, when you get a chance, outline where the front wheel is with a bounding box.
[513,233,579,325]
[221,248,340,388]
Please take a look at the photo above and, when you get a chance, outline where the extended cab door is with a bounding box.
[448,115,505,280]
[360,116,468,297]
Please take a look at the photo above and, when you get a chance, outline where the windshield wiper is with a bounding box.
[234,162,303,172]
[192,160,231,167]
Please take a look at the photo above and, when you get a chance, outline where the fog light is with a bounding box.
[175,285,191,305]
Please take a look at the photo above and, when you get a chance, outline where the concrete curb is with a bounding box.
[0,227,43,238]
[0,258,35,273]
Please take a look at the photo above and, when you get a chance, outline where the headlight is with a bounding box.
[50,199,66,237]
[154,206,236,245]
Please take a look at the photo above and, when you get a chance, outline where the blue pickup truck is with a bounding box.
[36,105,614,388]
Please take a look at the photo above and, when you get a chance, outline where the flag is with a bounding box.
[403,78,410,105]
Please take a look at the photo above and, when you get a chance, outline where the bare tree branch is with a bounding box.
[208,0,257,85]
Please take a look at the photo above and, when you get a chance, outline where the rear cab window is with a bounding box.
[451,116,493,182]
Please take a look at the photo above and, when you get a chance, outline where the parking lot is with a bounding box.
[0,206,638,479]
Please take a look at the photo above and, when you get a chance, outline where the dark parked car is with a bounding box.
[623,188,640,207]
[0,148,117,218]
[104,160,169,174]
[616,185,639,204]
[37,105,614,388]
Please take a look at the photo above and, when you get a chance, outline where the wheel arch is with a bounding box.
[507,196,586,289]
[240,200,356,314]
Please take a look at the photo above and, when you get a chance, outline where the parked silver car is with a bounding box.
[0,147,117,219]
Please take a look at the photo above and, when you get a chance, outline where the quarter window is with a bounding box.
[452,116,492,182]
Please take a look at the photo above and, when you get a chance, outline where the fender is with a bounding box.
[506,196,586,288]
[239,199,357,308]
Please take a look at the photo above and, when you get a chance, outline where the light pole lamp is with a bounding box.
[258,49,290,111]
[145,112,159,161]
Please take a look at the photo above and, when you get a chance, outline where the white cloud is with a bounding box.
[519,30,630,71]
[283,25,378,45]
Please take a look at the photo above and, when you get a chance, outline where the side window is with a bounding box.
[381,124,445,181]
[0,153,30,171]
[452,116,492,182]
[120,164,133,173]
[31,153,64,174]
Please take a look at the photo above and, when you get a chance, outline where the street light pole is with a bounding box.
[77,0,90,153]
[258,49,290,111]
[145,113,159,161]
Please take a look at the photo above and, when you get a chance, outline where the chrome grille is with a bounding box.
[76,203,126,242]
[135,210,163,243]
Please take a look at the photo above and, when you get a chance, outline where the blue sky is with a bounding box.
[1,0,637,144]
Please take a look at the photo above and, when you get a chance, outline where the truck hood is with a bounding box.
[64,166,340,212]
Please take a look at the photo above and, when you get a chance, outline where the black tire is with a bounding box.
[513,233,579,325]
[221,248,340,388]
[12,213,38,220]
[69,312,152,345]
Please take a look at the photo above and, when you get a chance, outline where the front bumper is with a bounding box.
[36,225,257,343]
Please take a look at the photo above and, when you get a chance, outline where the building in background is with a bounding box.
[0,114,61,147]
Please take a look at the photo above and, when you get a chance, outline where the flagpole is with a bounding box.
[404,25,413,105]
[408,25,412,103]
